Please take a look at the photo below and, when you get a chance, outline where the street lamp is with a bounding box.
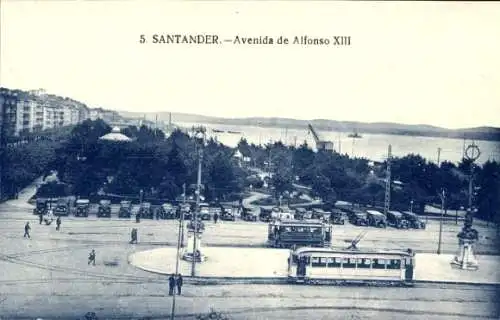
[410,200,414,213]
[170,195,184,320]
[191,126,206,277]
[437,189,446,255]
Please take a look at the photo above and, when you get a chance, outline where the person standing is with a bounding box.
[176,273,183,295]
[56,216,61,231]
[168,274,175,296]
[88,249,96,266]
[213,212,219,224]
[24,222,31,239]
[39,213,43,225]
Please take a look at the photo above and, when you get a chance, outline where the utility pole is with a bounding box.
[437,147,441,166]
[384,145,392,215]
[170,195,183,320]
[180,183,186,248]
[437,189,446,254]
[191,127,205,277]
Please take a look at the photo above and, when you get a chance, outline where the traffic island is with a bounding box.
[129,247,500,286]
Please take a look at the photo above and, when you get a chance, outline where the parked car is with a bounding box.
[139,202,154,219]
[366,210,387,228]
[97,199,112,218]
[33,198,48,215]
[402,211,426,229]
[241,205,258,222]
[53,198,70,216]
[118,200,132,218]
[157,203,177,219]
[199,203,211,220]
[221,205,236,221]
[387,210,409,229]
[75,199,90,217]
[330,208,345,225]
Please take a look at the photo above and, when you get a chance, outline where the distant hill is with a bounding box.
[117,111,500,142]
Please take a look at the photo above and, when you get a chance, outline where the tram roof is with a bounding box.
[293,246,412,257]
[273,219,325,225]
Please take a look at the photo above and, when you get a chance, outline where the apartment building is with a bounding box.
[0,87,92,137]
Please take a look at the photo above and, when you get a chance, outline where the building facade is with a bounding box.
[0,87,94,137]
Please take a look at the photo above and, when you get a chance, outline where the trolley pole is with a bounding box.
[437,189,446,255]
[191,138,203,277]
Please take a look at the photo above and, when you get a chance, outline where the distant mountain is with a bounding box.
[116,111,500,142]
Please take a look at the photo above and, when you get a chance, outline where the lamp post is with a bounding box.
[437,189,446,255]
[451,143,480,270]
[410,200,414,213]
[191,127,205,277]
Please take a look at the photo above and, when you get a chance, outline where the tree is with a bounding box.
[476,161,500,223]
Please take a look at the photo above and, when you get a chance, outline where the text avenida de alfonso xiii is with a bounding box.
[139,34,351,46]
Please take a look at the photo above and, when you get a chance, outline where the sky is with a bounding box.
[1,1,499,129]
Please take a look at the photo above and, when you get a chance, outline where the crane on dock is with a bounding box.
[308,124,334,152]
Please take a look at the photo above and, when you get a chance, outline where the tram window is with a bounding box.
[327,257,341,268]
[388,259,401,269]
[358,258,372,269]
[373,259,387,269]
[311,257,326,267]
[343,258,356,268]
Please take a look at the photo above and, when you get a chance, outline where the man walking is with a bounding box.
[88,249,96,266]
[24,222,31,239]
[168,274,175,296]
[213,212,219,224]
[39,213,43,225]
[176,273,183,295]
[56,216,61,231]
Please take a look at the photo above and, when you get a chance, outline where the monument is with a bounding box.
[182,227,207,262]
[451,144,480,271]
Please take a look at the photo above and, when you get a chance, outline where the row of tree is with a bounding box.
[49,119,246,203]
[237,138,500,223]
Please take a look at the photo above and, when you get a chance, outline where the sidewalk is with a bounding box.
[129,246,500,285]
[0,176,42,210]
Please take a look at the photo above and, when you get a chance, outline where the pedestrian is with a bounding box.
[56,216,61,231]
[176,273,183,295]
[136,212,141,223]
[213,212,219,224]
[168,274,175,296]
[39,213,43,225]
[88,249,96,266]
[129,228,138,244]
[24,222,31,239]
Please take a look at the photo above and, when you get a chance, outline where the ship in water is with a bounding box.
[212,129,225,133]
[227,130,242,134]
[348,131,362,138]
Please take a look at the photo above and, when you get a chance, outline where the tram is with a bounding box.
[268,219,332,248]
[287,232,415,285]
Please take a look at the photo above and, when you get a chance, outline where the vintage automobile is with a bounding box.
[241,205,258,222]
[220,204,236,221]
[366,210,387,228]
[199,203,211,220]
[348,209,369,226]
[157,203,177,219]
[75,199,90,217]
[259,206,273,222]
[330,208,345,225]
[402,211,426,229]
[33,198,48,215]
[139,202,154,219]
[118,200,132,218]
[311,208,330,221]
[97,199,112,218]
[53,198,70,216]
[387,210,410,229]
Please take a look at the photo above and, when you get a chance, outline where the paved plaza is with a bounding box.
[0,182,499,319]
